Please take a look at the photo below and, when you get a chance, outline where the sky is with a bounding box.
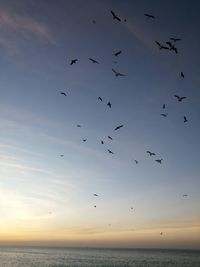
[0,0,200,249]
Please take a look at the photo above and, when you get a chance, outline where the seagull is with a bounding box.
[93,194,99,197]
[114,125,124,131]
[162,104,166,109]
[181,72,184,78]
[146,151,156,156]
[184,116,188,123]
[107,149,114,154]
[112,68,126,77]
[134,160,139,164]
[77,124,82,127]
[89,58,99,64]
[101,140,104,144]
[82,139,87,142]
[155,159,163,164]
[161,113,168,117]
[174,95,187,102]
[110,10,121,22]
[183,194,188,197]
[70,59,78,65]
[107,102,112,108]
[170,38,181,42]
[60,155,64,157]
[144,14,155,19]
[114,50,122,56]
[98,97,103,101]
[60,91,67,96]
[108,136,113,140]
[155,41,170,50]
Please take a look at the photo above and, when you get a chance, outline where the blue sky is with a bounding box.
[0,0,200,248]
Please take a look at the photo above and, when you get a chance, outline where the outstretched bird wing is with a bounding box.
[114,125,124,130]
[111,10,121,21]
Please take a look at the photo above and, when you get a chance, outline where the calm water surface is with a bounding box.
[0,247,199,267]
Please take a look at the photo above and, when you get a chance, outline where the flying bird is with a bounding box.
[98,97,103,101]
[114,125,124,131]
[174,95,187,102]
[77,124,82,127]
[134,160,139,164]
[60,155,64,157]
[94,205,97,208]
[146,151,156,156]
[82,139,87,142]
[60,91,67,96]
[110,10,121,21]
[184,116,188,123]
[107,102,112,108]
[160,232,163,235]
[183,194,188,197]
[112,68,126,77]
[108,136,113,140]
[155,159,163,164]
[101,140,104,144]
[93,194,99,197]
[107,149,114,154]
[161,113,168,117]
[155,41,170,50]
[131,207,134,210]
[70,59,78,65]
[114,50,122,56]
[181,72,184,78]
[144,14,155,19]
[170,38,181,42]
[162,104,166,109]
[89,58,99,64]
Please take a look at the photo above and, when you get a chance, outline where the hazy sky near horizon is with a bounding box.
[0,0,200,249]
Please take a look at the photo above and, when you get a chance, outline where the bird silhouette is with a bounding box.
[82,139,87,142]
[155,159,163,164]
[110,10,121,21]
[160,232,163,235]
[60,92,67,96]
[183,194,188,197]
[184,116,188,123]
[114,50,122,56]
[144,14,155,19]
[131,207,134,210]
[181,72,185,78]
[174,95,187,102]
[94,205,97,208]
[114,125,124,131]
[60,155,64,157]
[166,41,178,53]
[112,68,126,77]
[93,194,98,197]
[108,136,113,140]
[107,149,114,154]
[70,59,78,65]
[107,102,112,108]
[147,151,156,156]
[89,58,99,64]
[77,124,82,127]
[161,113,168,117]
[98,97,103,101]
[101,140,104,144]
[155,41,170,50]
[170,38,181,42]
[134,160,139,164]
[162,104,166,109]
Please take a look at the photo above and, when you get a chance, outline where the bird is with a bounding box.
[70,59,78,65]
[160,232,163,235]
[170,38,181,42]
[184,116,188,123]
[94,205,97,208]
[112,68,126,77]
[155,41,170,50]
[107,149,114,154]
[181,72,185,78]
[144,14,155,19]
[93,194,98,197]
[124,19,127,22]
[98,97,103,101]
[162,104,166,109]
[114,125,124,131]
[146,151,156,156]
[77,124,82,127]
[155,159,163,164]
[60,91,67,96]
[89,58,99,64]
[166,41,173,48]
[82,139,87,142]
[114,50,122,56]
[174,95,187,102]
[134,160,139,164]
[110,10,121,21]
[107,102,112,108]
[108,136,113,140]
[101,140,104,144]
[183,194,188,197]
[131,207,134,210]
[161,113,168,117]
[60,155,64,157]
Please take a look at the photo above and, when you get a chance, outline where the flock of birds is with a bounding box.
[57,9,190,234]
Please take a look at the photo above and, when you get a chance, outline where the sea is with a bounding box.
[0,247,199,267]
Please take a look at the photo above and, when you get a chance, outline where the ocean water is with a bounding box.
[0,247,199,267]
